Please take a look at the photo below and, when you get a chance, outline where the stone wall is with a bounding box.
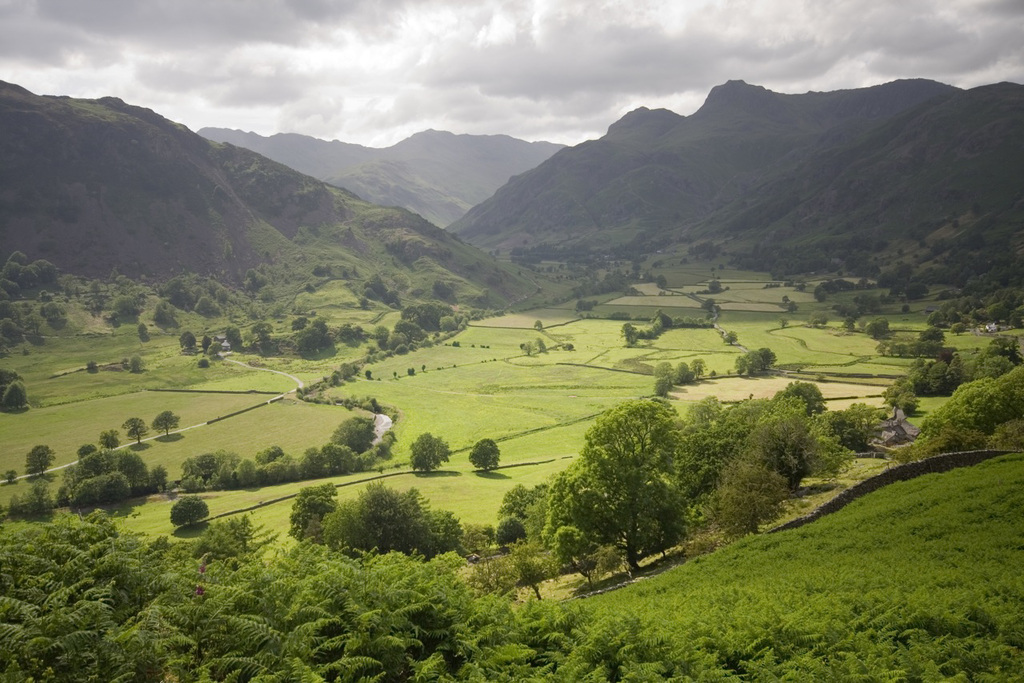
[768,450,1015,534]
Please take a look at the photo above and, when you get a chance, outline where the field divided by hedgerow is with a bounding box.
[587,452,1024,678]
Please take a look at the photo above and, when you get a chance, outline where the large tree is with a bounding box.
[2,380,28,410]
[332,415,377,454]
[25,444,55,477]
[170,495,209,527]
[122,417,149,444]
[546,399,687,571]
[152,410,181,436]
[410,433,451,472]
[469,438,501,471]
[289,483,338,541]
[99,429,121,450]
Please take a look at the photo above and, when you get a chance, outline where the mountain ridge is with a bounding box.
[449,79,964,256]
[0,81,537,307]
[199,127,564,227]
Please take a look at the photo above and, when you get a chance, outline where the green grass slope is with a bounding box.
[589,453,1024,679]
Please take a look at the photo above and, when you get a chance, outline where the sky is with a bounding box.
[1,0,1022,148]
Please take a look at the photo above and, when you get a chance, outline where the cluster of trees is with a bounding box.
[0,252,58,298]
[450,389,872,592]
[0,368,28,410]
[653,359,708,396]
[177,415,391,492]
[58,447,167,509]
[884,337,1023,413]
[290,482,465,558]
[159,273,235,317]
[924,286,1024,329]
[903,364,1024,458]
[622,309,713,347]
[875,326,948,358]
[735,347,777,375]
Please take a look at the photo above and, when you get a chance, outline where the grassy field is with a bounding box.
[582,453,1024,678]
[0,271,1000,544]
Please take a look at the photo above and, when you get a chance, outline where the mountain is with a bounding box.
[450,79,1024,273]
[703,82,1024,278]
[0,81,536,307]
[199,127,564,228]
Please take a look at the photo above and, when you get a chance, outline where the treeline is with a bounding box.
[622,309,713,346]
[178,415,393,493]
[882,336,1022,413]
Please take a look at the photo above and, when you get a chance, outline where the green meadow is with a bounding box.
[1,268,999,542]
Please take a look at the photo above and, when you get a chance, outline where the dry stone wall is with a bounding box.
[768,450,1015,534]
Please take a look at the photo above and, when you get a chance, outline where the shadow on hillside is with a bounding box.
[474,470,510,480]
[412,470,460,478]
[129,442,152,452]
[173,521,209,539]
[156,433,184,443]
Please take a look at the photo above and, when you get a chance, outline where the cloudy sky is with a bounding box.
[2,0,1022,147]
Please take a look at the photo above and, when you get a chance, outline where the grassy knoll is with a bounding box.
[586,453,1024,678]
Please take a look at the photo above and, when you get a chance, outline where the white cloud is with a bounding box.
[0,0,1021,146]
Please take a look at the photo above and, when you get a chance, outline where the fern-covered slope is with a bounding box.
[588,453,1024,677]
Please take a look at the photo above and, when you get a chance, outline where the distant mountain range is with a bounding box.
[199,128,564,228]
[0,81,536,307]
[451,79,1024,279]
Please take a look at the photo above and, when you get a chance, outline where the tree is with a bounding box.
[2,380,28,410]
[712,455,789,537]
[170,495,209,527]
[25,444,55,477]
[736,347,777,375]
[552,525,603,587]
[776,381,826,415]
[321,483,458,558]
[128,355,144,373]
[546,399,686,571]
[469,438,501,470]
[152,410,181,436]
[690,358,707,380]
[508,541,555,600]
[179,331,197,351]
[331,415,377,453]
[99,429,121,450]
[410,433,450,472]
[865,317,890,340]
[622,323,639,347]
[723,331,738,345]
[289,483,338,541]
[122,417,149,444]
[4,469,17,484]
[496,516,527,546]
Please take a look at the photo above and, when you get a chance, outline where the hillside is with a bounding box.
[449,79,1024,279]
[0,81,537,307]
[199,127,564,227]
[587,452,1024,677]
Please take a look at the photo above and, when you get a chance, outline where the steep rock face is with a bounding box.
[199,127,564,227]
[449,79,961,252]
